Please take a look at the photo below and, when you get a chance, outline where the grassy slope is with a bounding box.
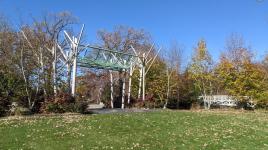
[0,110,267,150]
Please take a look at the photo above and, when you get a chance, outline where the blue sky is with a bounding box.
[0,0,268,63]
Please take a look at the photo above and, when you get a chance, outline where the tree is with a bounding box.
[188,39,214,109]
[163,42,183,108]
[97,26,151,52]
[145,57,167,107]
[0,14,25,115]
[0,12,80,113]
[17,12,78,110]
[216,34,267,108]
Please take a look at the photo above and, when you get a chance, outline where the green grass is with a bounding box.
[0,110,267,150]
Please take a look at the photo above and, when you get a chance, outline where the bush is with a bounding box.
[30,91,45,113]
[0,97,11,117]
[45,101,89,114]
[46,103,65,113]
[64,101,88,113]
[133,94,160,108]
[0,106,7,117]
[41,91,89,113]
[77,101,89,114]
[191,102,201,110]
[41,92,74,113]
[255,96,268,110]
[0,71,24,117]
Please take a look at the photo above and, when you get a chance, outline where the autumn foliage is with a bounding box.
[0,12,268,117]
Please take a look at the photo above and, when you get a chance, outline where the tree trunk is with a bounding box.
[20,48,32,109]
[202,81,209,109]
[40,48,47,98]
[164,69,171,109]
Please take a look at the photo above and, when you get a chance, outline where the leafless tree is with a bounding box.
[163,42,183,108]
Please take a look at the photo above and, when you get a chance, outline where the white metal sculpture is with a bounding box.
[109,71,114,108]
[21,24,161,109]
[127,62,134,104]
[62,24,84,96]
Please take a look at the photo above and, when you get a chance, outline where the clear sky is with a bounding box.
[0,0,268,63]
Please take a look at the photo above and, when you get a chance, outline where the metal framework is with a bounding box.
[61,25,148,109]
[78,45,140,71]
[76,45,142,109]
[22,24,161,109]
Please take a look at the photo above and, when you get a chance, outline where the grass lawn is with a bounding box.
[0,110,267,150]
